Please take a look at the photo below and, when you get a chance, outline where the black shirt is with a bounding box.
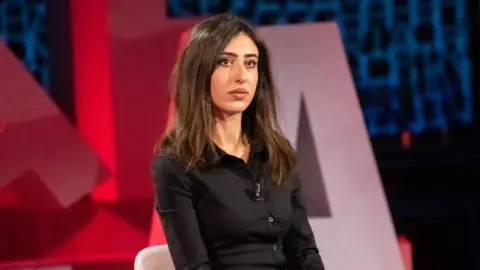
[151,141,325,270]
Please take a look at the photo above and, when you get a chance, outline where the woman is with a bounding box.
[152,13,325,270]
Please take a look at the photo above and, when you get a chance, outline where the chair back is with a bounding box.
[134,245,175,270]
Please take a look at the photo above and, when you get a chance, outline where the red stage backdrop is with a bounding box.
[0,0,196,268]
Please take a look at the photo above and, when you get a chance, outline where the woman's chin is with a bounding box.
[219,103,250,115]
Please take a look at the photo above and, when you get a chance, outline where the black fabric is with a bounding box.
[151,142,325,270]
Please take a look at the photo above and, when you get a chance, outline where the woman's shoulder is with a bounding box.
[150,152,188,179]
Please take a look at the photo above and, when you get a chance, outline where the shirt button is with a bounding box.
[273,244,278,250]
[268,216,274,223]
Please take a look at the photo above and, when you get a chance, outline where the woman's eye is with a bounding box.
[218,58,231,66]
[246,60,257,68]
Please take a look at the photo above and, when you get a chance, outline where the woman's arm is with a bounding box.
[151,154,211,270]
[283,171,325,270]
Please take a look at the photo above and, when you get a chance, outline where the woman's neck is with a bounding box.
[212,112,246,156]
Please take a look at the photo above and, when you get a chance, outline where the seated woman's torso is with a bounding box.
[187,148,294,269]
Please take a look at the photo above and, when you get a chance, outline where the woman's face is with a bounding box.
[210,33,259,116]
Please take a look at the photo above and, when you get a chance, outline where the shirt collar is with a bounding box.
[203,138,265,164]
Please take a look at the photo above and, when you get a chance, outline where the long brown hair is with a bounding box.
[156,13,297,185]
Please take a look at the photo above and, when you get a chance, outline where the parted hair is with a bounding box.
[155,13,297,185]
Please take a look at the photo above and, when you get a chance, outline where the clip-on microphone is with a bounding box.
[254,182,265,201]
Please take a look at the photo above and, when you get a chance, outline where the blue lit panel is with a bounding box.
[166,0,471,137]
[0,0,49,91]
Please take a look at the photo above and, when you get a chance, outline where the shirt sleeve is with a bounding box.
[151,154,211,270]
[283,171,326,270]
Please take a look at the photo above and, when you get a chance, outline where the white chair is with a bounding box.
[134,245,175,270]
